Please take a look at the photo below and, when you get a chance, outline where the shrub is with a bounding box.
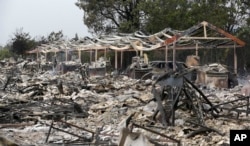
[0,48,13,60]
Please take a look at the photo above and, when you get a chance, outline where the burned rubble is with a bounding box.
[0,57,249,146]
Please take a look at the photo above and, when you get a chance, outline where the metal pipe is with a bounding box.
[132,122,181,145]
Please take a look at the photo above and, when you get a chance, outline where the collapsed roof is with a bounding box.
[27,21,245,54]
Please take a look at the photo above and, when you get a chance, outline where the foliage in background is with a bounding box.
[235,26,250,74]
[0,48,12,60]
[1,0,249,72]
[76,0,142,34]
[76,0,250,34]
[75,0,250,71]
[47,30,65,42]
[10,28,37,57]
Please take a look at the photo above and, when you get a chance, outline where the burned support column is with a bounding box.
[247,96,249,116]
[165,45,168,63]
[195,42,198,56]
[173,42,176,71]
[36,48,39,62]
[65,48,68,62]
[120,51,123,69]
[45,52,47,62]
[95,49,98,63]
[234,42,237,74]
[115,50,118,70]
[89,50,92,63]
[78,49,81,63]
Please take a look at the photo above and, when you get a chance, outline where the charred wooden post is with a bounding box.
[247,96,249,116]
[45,120,54,143]
[56,79,64,95]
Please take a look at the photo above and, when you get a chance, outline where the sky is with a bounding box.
[0,0,90,46]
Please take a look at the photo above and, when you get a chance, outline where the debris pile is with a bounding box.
[196,63,238,89]
[0,59,249,146]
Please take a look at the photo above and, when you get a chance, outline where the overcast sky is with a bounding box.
[0,0,90,46]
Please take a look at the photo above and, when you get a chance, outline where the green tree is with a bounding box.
[76,0,250,34]
[140,0,248,33]
[10,28,36,57]
[36,36,49,45]
[72,33,79,41]
[47,30,64,42]
[76,0,142,34]
[235,25,250,74]
[139,0,194,32]
[76,0,250,70]
[0,48,12,60]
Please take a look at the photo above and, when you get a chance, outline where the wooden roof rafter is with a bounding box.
[164,21,246,49]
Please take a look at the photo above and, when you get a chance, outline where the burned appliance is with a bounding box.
[196,63,238,88]
[126,56,152,79]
